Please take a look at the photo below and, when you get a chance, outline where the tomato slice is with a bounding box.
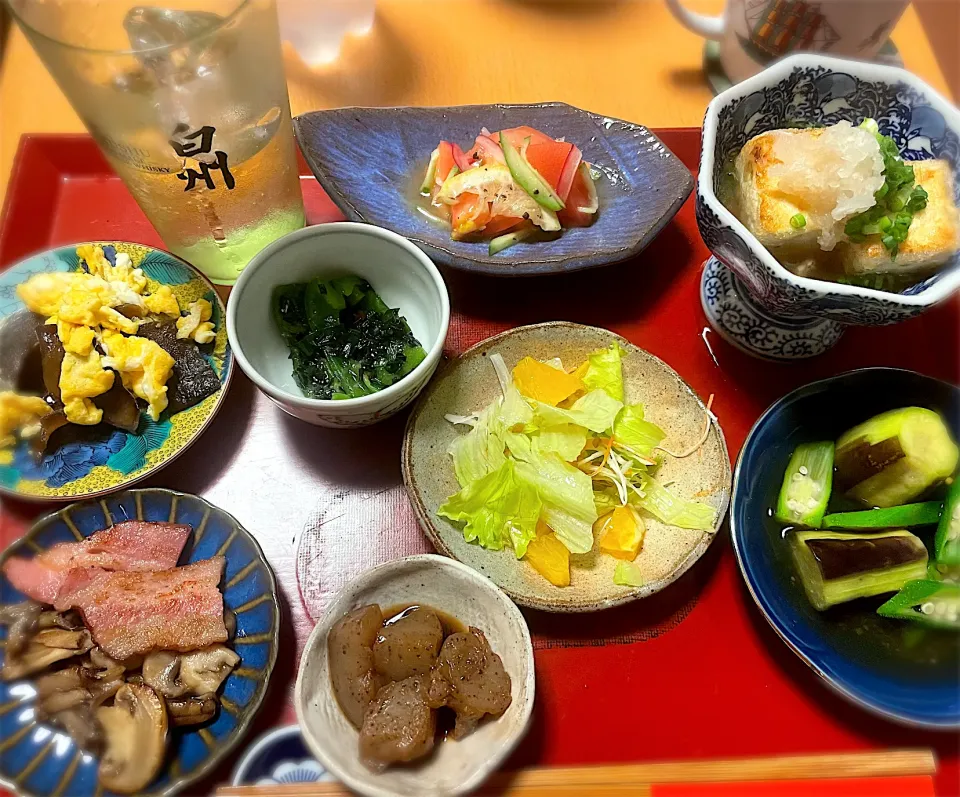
[556,145,582,203]
[434,141,457,188]
[558,165,597,227]
[452,143,473,172]
[483,215,523,236]
[471,135,505,165]
[524,140,574,194]
[494,125,555,151]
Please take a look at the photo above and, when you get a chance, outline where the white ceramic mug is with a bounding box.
[666,0,910,85]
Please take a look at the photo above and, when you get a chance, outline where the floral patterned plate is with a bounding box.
[0,242,232,501]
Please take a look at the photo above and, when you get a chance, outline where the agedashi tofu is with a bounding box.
[840,159,960,277]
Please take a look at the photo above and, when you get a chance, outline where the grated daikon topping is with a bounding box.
[770,121,885,250]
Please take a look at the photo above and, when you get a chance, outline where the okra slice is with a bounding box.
[775,441,834,528]
[935,478,960,565]
[878,579,960,630]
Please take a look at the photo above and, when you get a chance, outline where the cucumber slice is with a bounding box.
[936,478,960,565]
[499,132,565,212]
[789,529,929,610]
[419,147,439,194]
[878,579,960,630]
[775,441,834,528]
[489,228,532,256]
[822,501,942,530]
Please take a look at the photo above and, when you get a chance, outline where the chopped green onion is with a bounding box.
[789,213,806,229]
[878,216,893,232]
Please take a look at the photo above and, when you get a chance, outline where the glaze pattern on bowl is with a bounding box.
[697,56,960,326]
[731,369,960,729]
[231,726,331,786]
[402,323,731,612]
[294,103,693,276]
[0,489,280,797]
[0,243,232,501]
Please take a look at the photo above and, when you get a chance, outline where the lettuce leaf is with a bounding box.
[514,451,597,554]
[583,342,625,401]
[634,474,716,530]
[613,404,665,459]
[613,560,644,587]
[532,389,623,433]
[448,403,506,487]
[537,424,589,462]
[438,460,541,556]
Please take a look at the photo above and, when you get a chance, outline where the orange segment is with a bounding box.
[512,356,584,406]
[595,506,646,561]
[525,530,571,587]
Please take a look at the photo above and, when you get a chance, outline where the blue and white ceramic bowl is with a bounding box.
[697,54,960,360]
[231,725,332,786]
[0,488,280,796]
[731,368,960,728]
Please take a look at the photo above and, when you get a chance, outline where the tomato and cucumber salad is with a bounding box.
[419,125,600,255]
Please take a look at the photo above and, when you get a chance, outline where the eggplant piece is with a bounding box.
[935,478,960,565]
[822,501,943,530]
[789,529,929,610]
[835,407,959,508]
[37,324,64,401]
[136,322,220,413]
[877,579,960,630]
[775,441,834,528]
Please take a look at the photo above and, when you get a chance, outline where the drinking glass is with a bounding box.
[7,0,306,284]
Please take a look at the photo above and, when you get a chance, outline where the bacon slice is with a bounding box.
[67,557,227,660]
[2,521,191,606]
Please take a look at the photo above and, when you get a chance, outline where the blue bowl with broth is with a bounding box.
[731,368,960,729]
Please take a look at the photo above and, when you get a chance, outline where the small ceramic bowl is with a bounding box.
[731,368,960,728]
[231,725,333,786]
[294,554,535,797]
[696,54,960,360]
[227,223,450,428]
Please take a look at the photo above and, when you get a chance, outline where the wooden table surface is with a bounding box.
[0,0,953,203]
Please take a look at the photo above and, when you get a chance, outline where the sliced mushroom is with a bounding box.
[165,693,218,726]
[223,608,237,639]
[83,648,126,683]
[0,602,41,656]
[56,706,103,753]
[96,683,168,795]
[1,628,93,680]
[141,650,187,699]
[37,609,84,631]
[88,679,124,711]
[178,645,239,695]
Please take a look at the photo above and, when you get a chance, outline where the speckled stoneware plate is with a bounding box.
[294,103,693,276]
[402,323,732,612]
[295,554,535,797]
[0,488,280,797]
[0,242,233,501]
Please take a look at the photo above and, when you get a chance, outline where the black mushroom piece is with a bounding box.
[328,605,385,729]
[96,683,168,795]
[136,321,221,413]
[372,608,444,682]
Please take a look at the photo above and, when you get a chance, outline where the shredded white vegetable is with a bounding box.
[655,394,717,459]
[444,413,479,427]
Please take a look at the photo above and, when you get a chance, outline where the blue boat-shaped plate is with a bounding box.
[731,368,960,729]
[294,102,693,276]
[0,488,280,796]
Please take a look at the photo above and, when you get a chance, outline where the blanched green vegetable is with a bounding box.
[613,560,644,587]
[822,501,942,530]
[936,478,960,565]
[877,579,960,630]
[775,442,835,528]
[789,529,929,610]
[835,407,958,508]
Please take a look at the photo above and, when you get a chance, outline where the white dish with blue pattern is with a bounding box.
[0,488,279,797]
[697,54,960,360]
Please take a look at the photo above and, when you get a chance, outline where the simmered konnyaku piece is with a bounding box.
[359,675,444,770]
[136,322,221,413]
[789,529,929,611]
[373,607,444,682]
[328,605,385,729]
[430,627,512,739]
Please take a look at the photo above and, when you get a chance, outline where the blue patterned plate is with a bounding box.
[231,725,332,786]
[294,103,693,276]
[0,488,280,796]
[731,368,960,728]
[0,242,233,501]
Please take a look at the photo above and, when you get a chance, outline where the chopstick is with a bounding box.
[215,748,937,796]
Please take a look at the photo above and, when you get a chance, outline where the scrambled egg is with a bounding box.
[176,299,215,344]
[0,392,52,447]
[60,350,115,425]
[16,272,76,318]
[143,285,180,317]
[57,320,95,356]
[77,245,148,295]
[101,331,175,422]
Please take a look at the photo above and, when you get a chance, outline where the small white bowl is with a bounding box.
[227,223,450,427]
[294,554,536,797]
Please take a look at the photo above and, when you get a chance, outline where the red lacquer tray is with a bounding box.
[1,132,958,797]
